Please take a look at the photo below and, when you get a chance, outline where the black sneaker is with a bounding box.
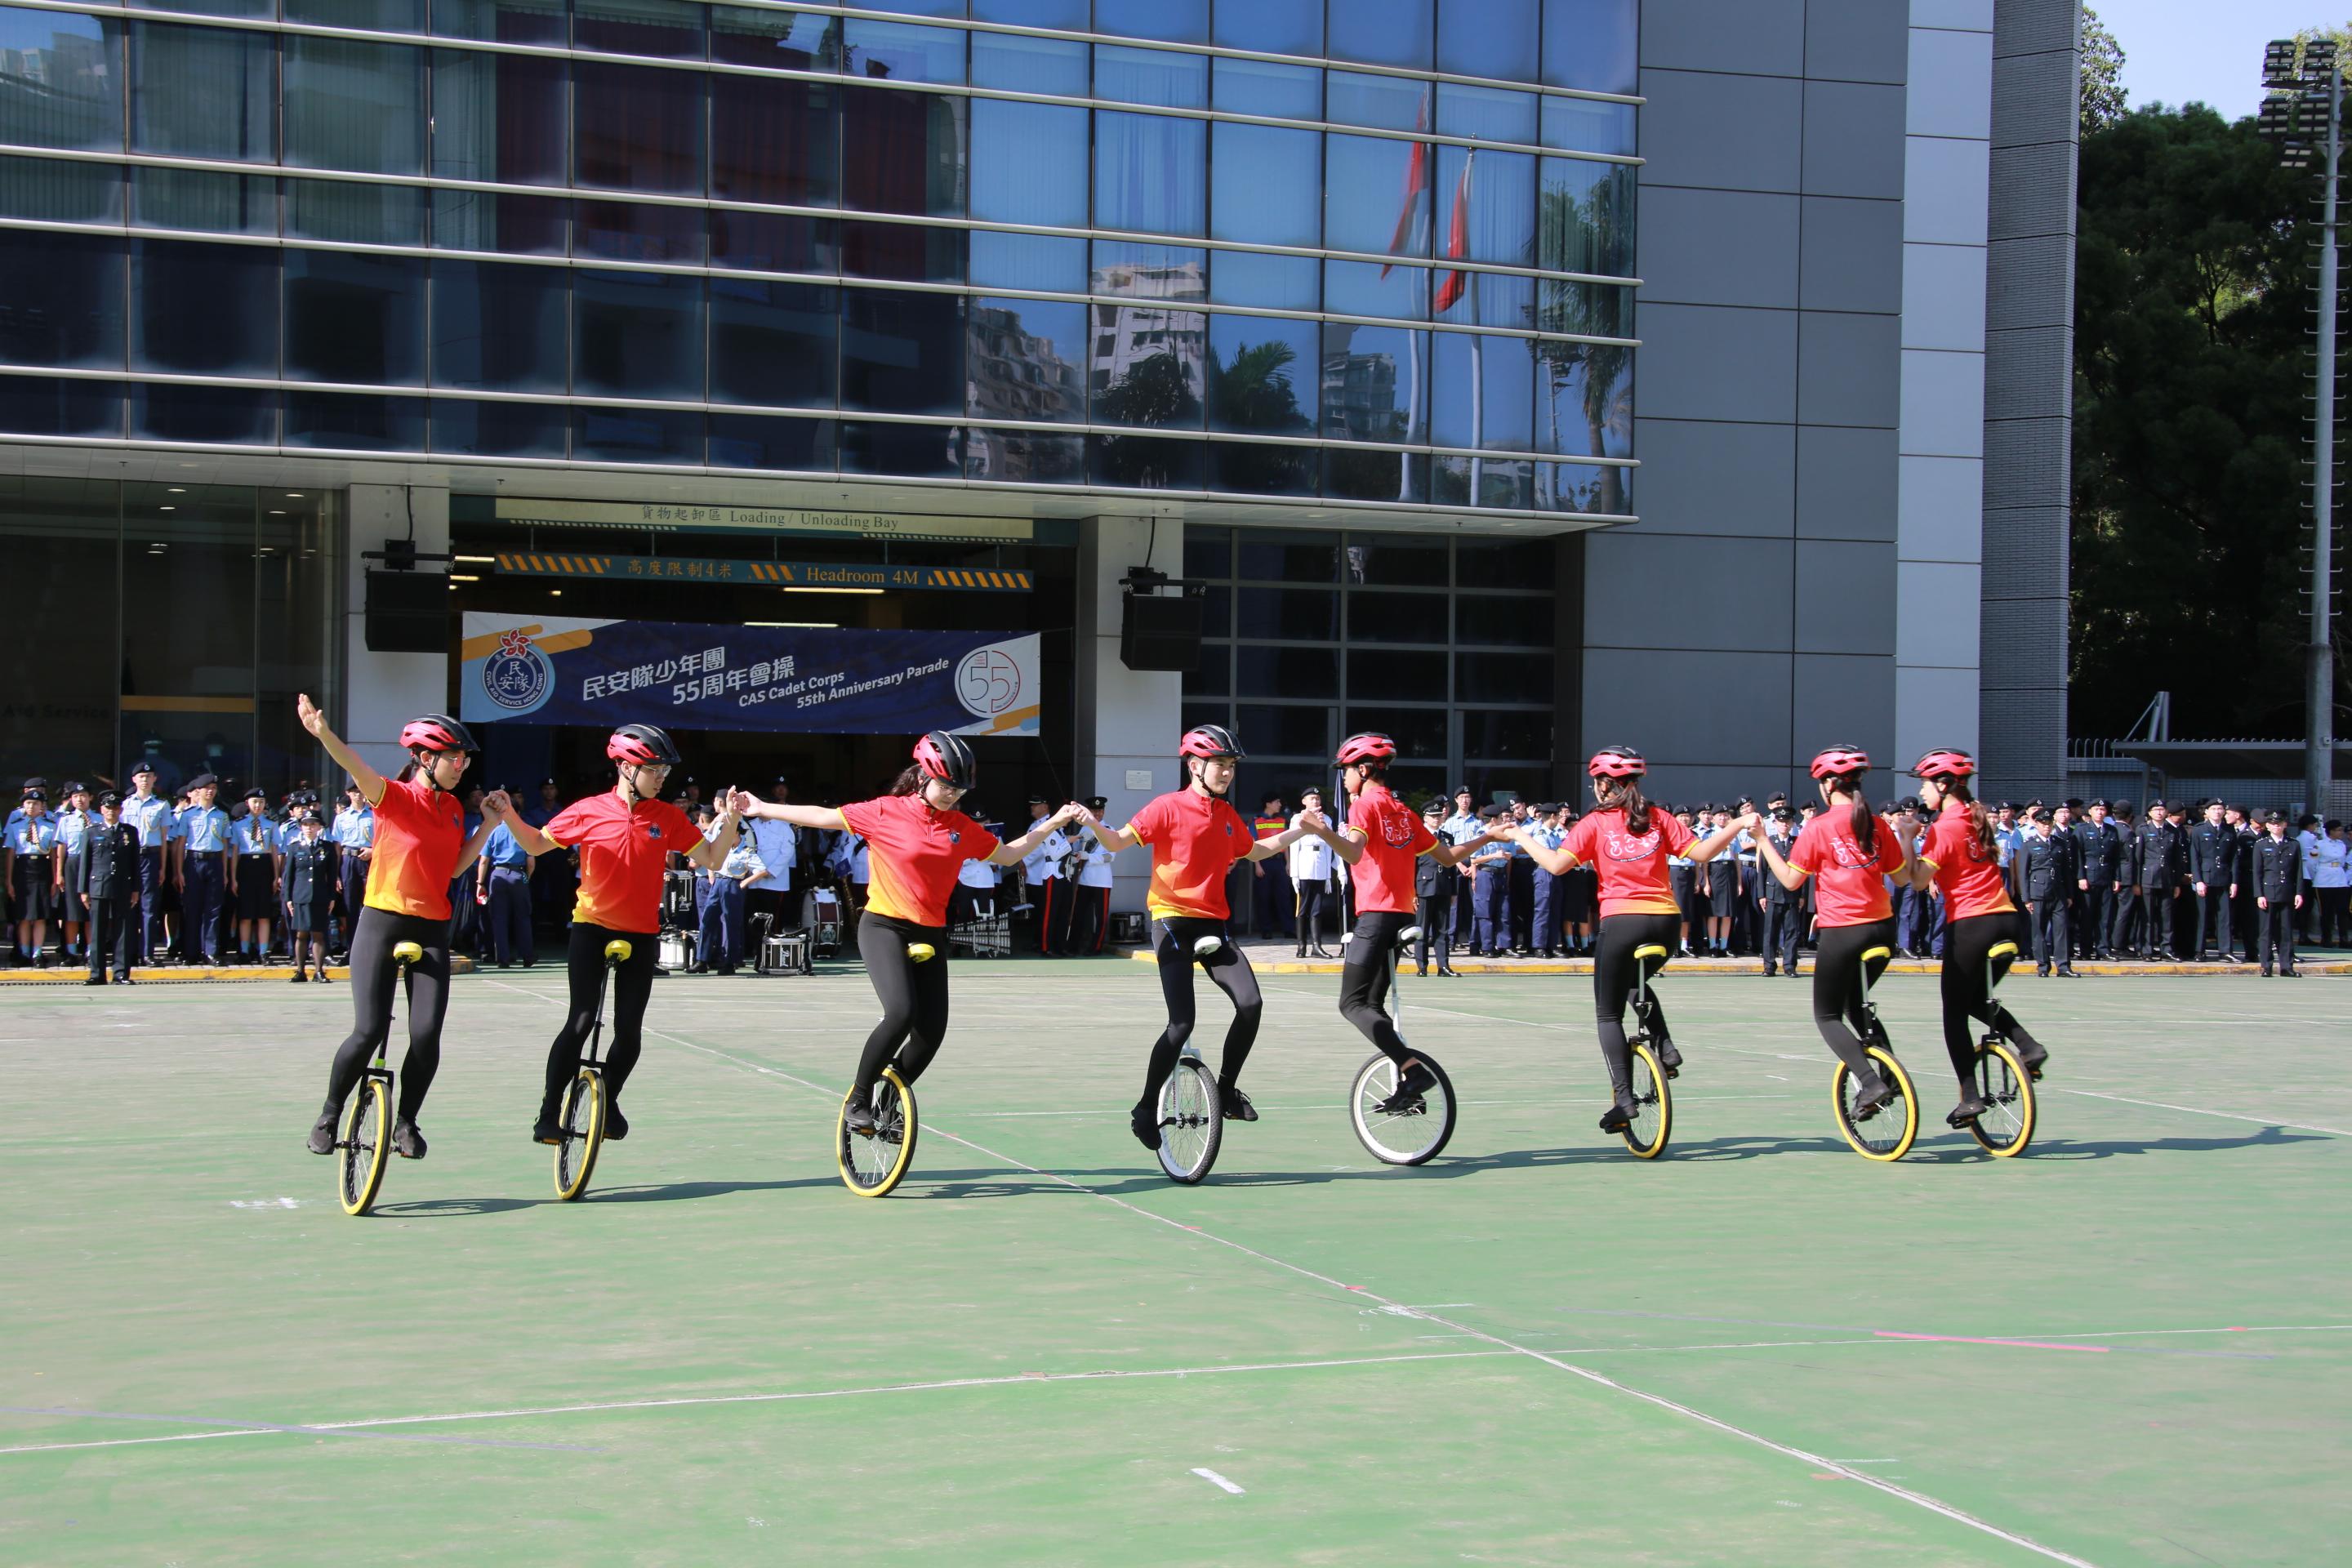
[1946,1095,1992,1129]
[2008,1039,2048,1077]
[1221,1085,1258,1122]
[1848,1072,1895,1121]
[305,1111,338,1155]
[1598,1098,1636,1134]
[1129,1102,1161,1151]
[290,971,309,983]
[1375,1061,1437,1116]
[604,1102,630,1141]
[1655,1037,1683,1073]
[391,1119,427,1160]
[533,1115,564,1147]
[843,1098,877,1136]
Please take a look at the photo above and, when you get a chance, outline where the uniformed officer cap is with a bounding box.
[2114,800,2136,814]
[2226,802,2250,817]
[131,761,156,777]
[2088,797,2109,808]
[20,786,45,803]
[63,780,87,795]
[21,776,47,793]
[96,791,122,808]
[1452,784,1472,796]
[1027,793,1049,805]
[1085,795,1107,809]
[2064,797,2085,811]
[1766,792,1788,805]
[245,785,268,801]
[1421,799,1446,815]
[2031,807,2054,823]
[540,777,559,788]
[185,773,218,792]
[1771,804,1797,821]
[2265,809,2288,825]
[1477,804,1507,820]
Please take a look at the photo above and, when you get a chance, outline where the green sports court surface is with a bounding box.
[3,963,2345,1566]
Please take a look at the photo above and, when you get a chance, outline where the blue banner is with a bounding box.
[460,614,1041,736]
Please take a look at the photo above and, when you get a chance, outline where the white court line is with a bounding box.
[2053,1089,2350,1139]
[649,1028,2104,1568]
[1192,1467,1245,1494]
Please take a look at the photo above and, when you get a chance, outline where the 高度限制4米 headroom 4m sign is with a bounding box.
[459,613,1040,736]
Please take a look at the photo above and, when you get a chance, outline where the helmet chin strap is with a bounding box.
[416,749,453,794]
[617,763,654,804]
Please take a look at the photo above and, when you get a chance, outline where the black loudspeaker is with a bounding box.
[365,569,448,653]
[1120,590,1202,672]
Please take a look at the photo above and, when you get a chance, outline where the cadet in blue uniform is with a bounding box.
[53,782,91,965]
[77,792,142,983]
[692,809,764,973]
[1528,804,1563,957]
[7,782,58,966]
[281,802,340,982]
[1437,787,1481,953]
[229,785,280,964]
[330,782,374,958]
[121,763,176,964]
[474,799,537,968]
[176,773,231,964]
[1465,805,1513,956]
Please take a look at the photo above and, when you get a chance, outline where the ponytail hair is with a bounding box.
[889,764,927,797]
[1933,775,1997,862]
[1821,771,1876,857]
[1597,775,1651,836]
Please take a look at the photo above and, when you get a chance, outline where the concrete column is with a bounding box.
[1075,515,1183,915]
[341,484,451,777]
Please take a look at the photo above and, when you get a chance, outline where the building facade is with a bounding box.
[0,0,2075,909]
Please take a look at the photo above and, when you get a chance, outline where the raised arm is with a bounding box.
[456,791,514,872]
[296,693,386,806]
[730,791,849,833]
[1252,810,1349,863]
[1686,820,1745,864]
[1437,822,1514,869]
[686,788,745,871]
[1076,806,1141,854]
[1746,813,1807,893]
[501,814,558,858]
[988,802,1085,866]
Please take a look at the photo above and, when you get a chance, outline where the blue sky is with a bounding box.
[2096,2,2350,122]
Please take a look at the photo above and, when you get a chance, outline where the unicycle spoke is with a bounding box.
[1620,1043,1673,1159]
[1156,1057,1223,1184]
[1833,1046,1919,1161]
[840,1071,919,1196]
[1349,1052,1457,1166]
[1967,1041,2037,1156]
[555,1069,604,1200]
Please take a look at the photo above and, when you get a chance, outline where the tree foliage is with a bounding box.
[2079,7,2127,136]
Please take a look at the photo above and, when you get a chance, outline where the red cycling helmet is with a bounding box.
[1335,732,1396,766]
[399,714,479,755]
[1909,748,1976,780]
[1810,745,1872,781]
[1587,746,1646,779]
[1178,724,1245,761]
[912,730,977,790]
[608,724,682,768]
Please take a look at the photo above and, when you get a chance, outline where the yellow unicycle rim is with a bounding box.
[1620,1041,1672,1159]
[339,1077,393,1216]
[554,1067,604,1201]
[838,1066,918,1197]
[1833,1045,1919,1162]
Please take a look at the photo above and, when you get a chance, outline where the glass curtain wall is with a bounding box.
[0,0,1635,515]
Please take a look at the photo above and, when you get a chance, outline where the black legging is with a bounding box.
[1141,915,1262,1106]
[1339,910,1414,1066]
[541,921,657,1112]
[1591,911,1682,1099]
[323,905,451,1124]
[1938,910,2047,1091]
[1811,918,1895,1080]
[854,911,951,1101]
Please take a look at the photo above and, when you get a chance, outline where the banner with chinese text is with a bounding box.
[458,614,1040,737]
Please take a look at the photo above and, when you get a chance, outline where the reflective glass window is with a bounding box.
[711,7,838,67]
[710,278,838,406]
[1358,710,1449,762]
[1327,72,1429,134]
[1535,278,1632,341]
[573,406,701,463]
[1090,244,1205,430]
[1460,709,1550,757]
[145,0,271,20]
[1211,57,1320,119]
[972,0,1084,24]
[1325,448,1428,502]
[1213,442,1316,497]
[844,220,964,283]
[1097,44,1205,109]
[432,0,565,46]
[1432,328,1534,452]
[1342,533,1445,585]
[1319,323,1428,443]
[285,392,426,451]
[710,211,840,274]
[841,421,963,478]
[844,19,964,83]
[1213,0,1320,56]
[286,39,425,175]
[433,189,570,255]
[708,412,837,471]
[430,260,568,391]
[970,100,1087,226]
[1454,652,1552,704]
[575,63,705,194]
[966,427,1085,483]
[289,0,426,29]
[0,232,123,368]
[132,239,278,376]
[841,288,963,414]
[971,231,1085,291]
[713,74,840,207]
[1539,156,1634,278]
[1325,135,1428,260]
[844,91,966,216]
[862,0,965,16]
[1541,96,1636,156]
[0,156,121,222]
[1348,590,1447,644]
[131,24,275,163]
[1197,584,1231,635]
[0,379,120,438]
[1326,256,1427,319]
[133,383,275,443]
[1236,646,1336,701]
[1094,0,1205,43]
[1438,0,1535,82]
[1329,0,1431,72]
[1535,343,1630,459]
[575,199,706,265]
[1539,460,1627,514]
[1234,588,1335,639]
[969,298,1087,424]
[134,168,274,235]
[1450,540,1543,588]
[0,8,122,149]
[1433,148,1535,270]
[432,398,569,457]
[285,251,424,385]
[573,268,703,399]
[432,51,566,186]
[286,179,425,245]
[1237,530,1337,580]
[1211,252,1318,310]
[1439,84,1538,145]
[1209,315,1315,435]
[1209,123,1318,248]
[575,0,703,57]
[1543,0,1637,96]
[1353,646,1445,702]
[1183,525,1232,579]
[1089,431,1200,489]
[1096,112,1205,237]
[1456,595,1551,646]
[973,32,1086,94]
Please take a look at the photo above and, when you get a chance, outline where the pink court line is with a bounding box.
[1874,1332,2106,1354]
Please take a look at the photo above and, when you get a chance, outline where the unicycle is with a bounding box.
[1152,933,1234,1183]
[1829,943,1922,1161]
[553,938,630,1200]
[336,939,421,1216]
[1963,939,2038,1156]
[1348,924,1459,1165]
[836,942,933,1196]
[1616,942,1674,1158]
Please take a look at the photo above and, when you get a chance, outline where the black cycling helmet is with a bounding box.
[1178,724,1245,760]
[608,723,684,768]
[913,730,978,790]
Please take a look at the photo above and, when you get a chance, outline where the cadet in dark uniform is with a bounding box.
[2225,804,2261,962]
[2184,800,2237,962]
[2020,808,2079,977]
[1757,804,1805,977]
[2105,802,2140,956]
[2251,811,2303,976]
[1412,799,1459,976]
[77,791,142,984]
[280,803,340,982]
[2072,799,2123,960]
[2136,800,2186,960]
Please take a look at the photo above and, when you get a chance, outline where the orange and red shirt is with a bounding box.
[1128,789,1254,921]
[1788,812,1907,928]
[1348,784,1435,915]
[544,792,699,934]
[1561,806,1695,919]
[1921,800,2017,921]
[840,794,1000,928]
[363,777,466,920]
